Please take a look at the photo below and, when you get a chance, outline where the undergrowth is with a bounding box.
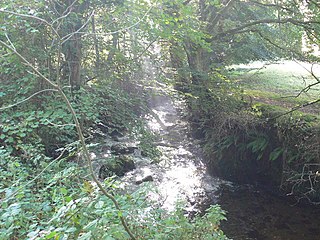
[0,147,227,239]
[186,68,320,203]
[0,79,226,239]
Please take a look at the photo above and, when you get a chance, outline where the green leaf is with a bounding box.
[78,231,92,240]
[6,136,14,143]
[269,147,284,161]
[65,227,77,233]
[94,201,104,209]
[45,231,57,239]
[60,187,68,195]
[84,219,98,231]
[18,132,26,137]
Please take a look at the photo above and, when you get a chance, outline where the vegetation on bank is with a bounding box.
[1,0,320,239]
[0,0,228,239]
[187,62,320,203]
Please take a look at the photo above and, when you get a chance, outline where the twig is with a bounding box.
[127,37,159,62]
[0,147,67,203]
[268,98,320,121]
[293,59,320,83]
[0,9,60,37]
[80,2,156,38]
[0,34,137,240]
[61,10,95,45]
[0,89,58,111]
[44,119,76,127]
[5,33,16,50]
[52,0,78,25]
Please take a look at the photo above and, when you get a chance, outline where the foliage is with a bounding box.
[0,157,227,239]
[132,123,161,160]
[0,1,229,239]
[246,132,269,160]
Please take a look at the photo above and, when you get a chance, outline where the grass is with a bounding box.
[227,60,320,113]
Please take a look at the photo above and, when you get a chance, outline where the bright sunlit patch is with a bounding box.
[229,60,320,76]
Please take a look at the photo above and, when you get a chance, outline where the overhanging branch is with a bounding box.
[212,18,320,41]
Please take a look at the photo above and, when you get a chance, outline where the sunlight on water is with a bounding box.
[142,93,221,211]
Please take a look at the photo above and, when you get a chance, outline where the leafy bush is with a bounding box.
[0,155,227,240]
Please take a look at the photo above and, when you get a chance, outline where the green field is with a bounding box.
[229,60,320,111]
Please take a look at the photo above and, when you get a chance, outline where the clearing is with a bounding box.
[228,60,320,114]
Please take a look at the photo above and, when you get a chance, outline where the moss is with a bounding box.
[99,155,135,178]
[195,97,320,200]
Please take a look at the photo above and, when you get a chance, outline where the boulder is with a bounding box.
[98,155,136,179]
[135,175,154,185]
[111,143,138,155]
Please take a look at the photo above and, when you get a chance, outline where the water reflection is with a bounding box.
[122,90,223,212]
[219,184,320,240]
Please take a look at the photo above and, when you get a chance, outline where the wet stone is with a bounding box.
[111,143,138,155]
[98,155,136,179]
[135,175,154,185]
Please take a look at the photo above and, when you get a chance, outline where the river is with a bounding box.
[104,53,320,239]
[120,84,320,239]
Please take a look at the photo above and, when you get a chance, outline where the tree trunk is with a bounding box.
[169,41,190,90]
[91,15,100,74]
[67,31,82,90]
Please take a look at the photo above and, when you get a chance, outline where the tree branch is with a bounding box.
[255,31,305,59]
[0,89,58,110]
[0,9,60,37]
[207,0,235,32]
[247,0,297,14]
[212,18,320,40]
[0,36,137,240]
[268,98,320,121]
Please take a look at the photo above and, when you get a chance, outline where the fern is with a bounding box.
[247,133,269,160]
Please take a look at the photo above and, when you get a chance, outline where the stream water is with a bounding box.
[120,86,320,239]
[108,54,320,239]
[121,87,224,213]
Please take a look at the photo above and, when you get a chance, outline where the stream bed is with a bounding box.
[218,184,320,240]
[121,88,224,213]
[119,87,320,239]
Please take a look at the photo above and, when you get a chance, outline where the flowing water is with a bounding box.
[121,87,224,213]
[119,85,320,239]
[218,185,320,240]
[117,56,320,239]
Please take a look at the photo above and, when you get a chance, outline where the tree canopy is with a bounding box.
[1,0,320,239]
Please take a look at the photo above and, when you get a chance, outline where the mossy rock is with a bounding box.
[98,155,135,179]
[111,142,138,155]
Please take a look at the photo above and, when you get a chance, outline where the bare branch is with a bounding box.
[281,78,319,98]
[0,9,60,37]
[44,119,76,127]
[255,31,306,59]
[212,18,320,40]
[0,89,58,111]
[268,98,320,121]
[80,2,155,38]
[286,163,320,205]
[127,37,159,62]
[61,10,95,45]
[5,33,15,50]
[52,0,78,25]
[247,0,297,14]
[293,59,320,83]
